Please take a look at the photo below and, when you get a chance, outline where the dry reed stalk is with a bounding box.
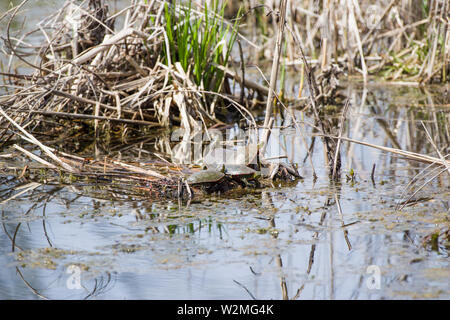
[13,144,58,170]
[0,182,41,205]
[112,160,168,180]
[263,0,288,130]
[397,166,448,211]
[346,0,367,82]
[331,99,350,180]
[0,107,77,173]
[322,135,450,168]
[421,121,450,176]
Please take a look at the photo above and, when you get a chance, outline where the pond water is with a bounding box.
[0,1,449,300]
[1,81,448,300]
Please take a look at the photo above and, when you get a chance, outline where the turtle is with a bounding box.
[208,164,260,187]
[185,169,232,194]
[186,169,225,185]
[222,164,257,179]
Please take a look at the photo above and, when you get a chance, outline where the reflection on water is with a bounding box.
[0,82,449,299]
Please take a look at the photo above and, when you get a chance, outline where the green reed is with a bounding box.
[162,0,240,92]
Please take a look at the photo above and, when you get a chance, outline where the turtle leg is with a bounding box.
[220,176,237,193]
[251,178,261,189]
[244,178,260,189]
[206,178,231,194]
[203,183,219,194]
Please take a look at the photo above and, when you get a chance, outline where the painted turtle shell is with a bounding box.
[223,164,257,178]
[186,170,225,185]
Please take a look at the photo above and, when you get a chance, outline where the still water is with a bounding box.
[1,81,448,299]
[0,0,449,300]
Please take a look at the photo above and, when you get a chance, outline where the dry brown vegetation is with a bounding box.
[0,0,448,199]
